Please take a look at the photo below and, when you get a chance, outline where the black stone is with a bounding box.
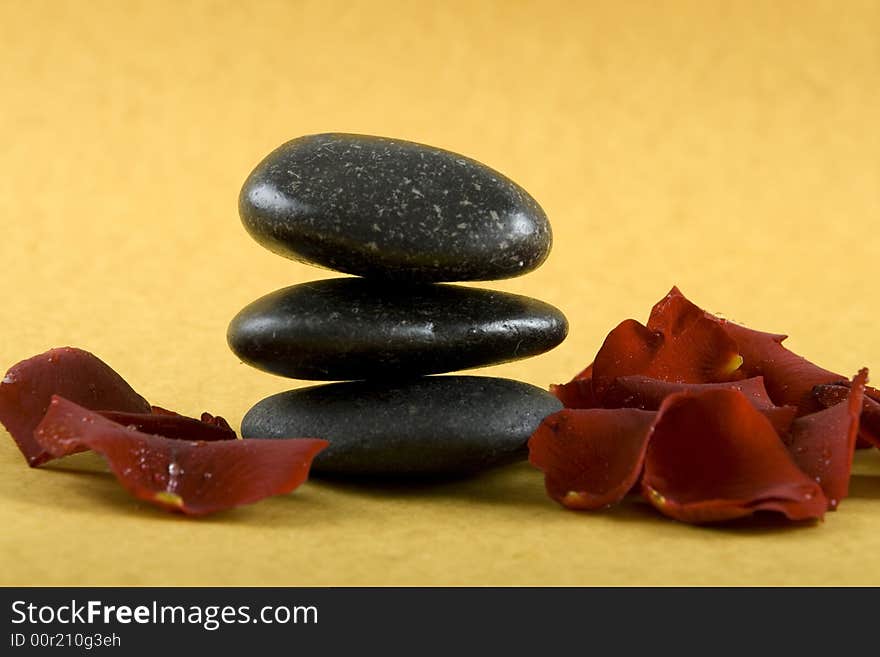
[227,278,568,381]
[241,376,563,476]
[239,133,552,281]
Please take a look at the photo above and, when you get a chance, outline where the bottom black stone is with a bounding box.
[241,376,562,476]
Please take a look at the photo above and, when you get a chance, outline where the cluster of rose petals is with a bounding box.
[530,288,871,524]
[0,347,327,515]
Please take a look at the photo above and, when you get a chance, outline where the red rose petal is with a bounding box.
[150,405,182,417]
[528,408,656,510]
[648,287,844,415]
[642,390,826,524]
[0,347,151,466]
[591,289,742,402]
[98,410,237,442]
[717,321,843,415]
[550,363,597,409]
[607,375,768,408]
[34,397,328,516]
[813,382,880,449]
[603,375,797,434]
[198,412,234,433]
[783,370,866,510]
[550,379,598,409]
[149,406,233,434]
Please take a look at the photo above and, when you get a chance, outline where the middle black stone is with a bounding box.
[227,277,568,381]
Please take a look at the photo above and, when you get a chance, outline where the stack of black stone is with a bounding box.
[228,134,567,478]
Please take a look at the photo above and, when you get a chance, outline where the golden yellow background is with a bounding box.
[1,0,879,586]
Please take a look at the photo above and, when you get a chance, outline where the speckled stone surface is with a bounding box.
[239,133,552,281]
[227,278,568,380]
[241,376,563,476]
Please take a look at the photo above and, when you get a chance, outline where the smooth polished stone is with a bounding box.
[239,133,552,281]
[241,376,563,476]
[227,278,568,380]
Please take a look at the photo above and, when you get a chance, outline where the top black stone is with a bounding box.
[239,133,552,281]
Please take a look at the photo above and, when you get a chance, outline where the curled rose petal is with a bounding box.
[716,321,843,415]
[149,406,233,433]
[591,289,742,402]
[813,382,880,449]
[98,410,237,442]
[642,390,826,524]
[198,412,234,433]
[550,379,598,409]
[648,287,844,415]
[783,370,866,510]
[603,375,797,434]
[0,347,151,466]
[550,363,597,409]
[528,408,656,510]
[34,397,328,516]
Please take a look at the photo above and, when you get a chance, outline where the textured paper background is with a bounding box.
[1,0,878,585]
